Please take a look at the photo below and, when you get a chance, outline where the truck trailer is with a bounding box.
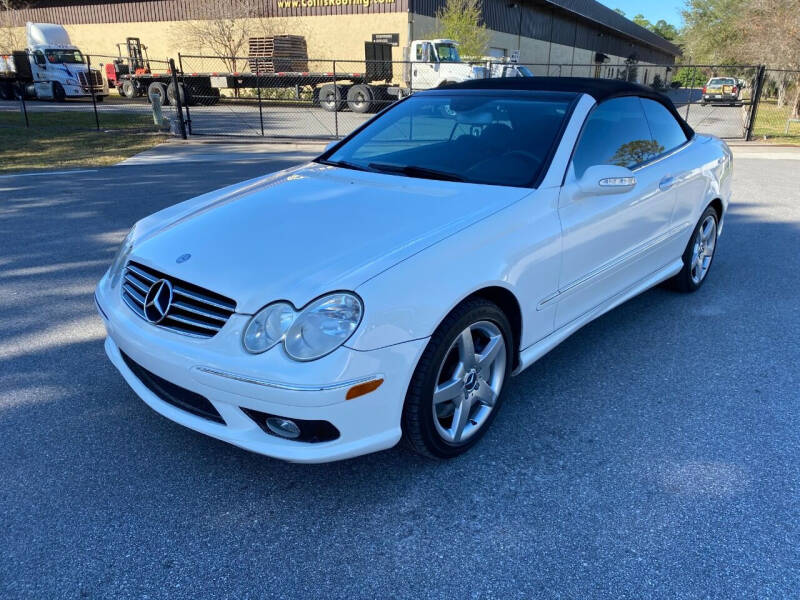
[104,38,488,113]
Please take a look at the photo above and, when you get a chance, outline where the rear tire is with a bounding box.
[667,205,719,293]
[319,84,345,112]
[148,82,169,106]
[346,84,373,113]
[402,298,513,460]
[167,81,190,106]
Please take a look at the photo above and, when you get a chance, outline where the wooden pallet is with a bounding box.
[248,36,309,73]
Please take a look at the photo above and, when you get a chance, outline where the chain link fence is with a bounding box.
[2,52,799,144]
[750,69,800,141]
[0,51,183,135]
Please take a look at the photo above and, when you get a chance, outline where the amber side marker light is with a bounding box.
[346,378,384,400]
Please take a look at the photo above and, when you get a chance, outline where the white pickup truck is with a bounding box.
[0,22,107,101]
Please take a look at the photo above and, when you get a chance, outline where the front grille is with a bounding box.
[120,351,225,424]
[121,260,237,338]
[78,70,103,88]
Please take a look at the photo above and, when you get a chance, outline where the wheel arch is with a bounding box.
[708,197,723,219]
[464,286,523,370]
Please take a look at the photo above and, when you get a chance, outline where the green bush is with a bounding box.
[672,67,706,88]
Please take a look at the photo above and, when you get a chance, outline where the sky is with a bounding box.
[598,0,685,26]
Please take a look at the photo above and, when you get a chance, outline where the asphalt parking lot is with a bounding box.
[1,144,799,599]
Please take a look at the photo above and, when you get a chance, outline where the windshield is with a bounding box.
[321,92,574,187]
[435,43,460,63]
[709,78,735,85]
[45,49,84,64]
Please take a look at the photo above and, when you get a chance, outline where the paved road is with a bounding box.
[0,93,748,139]
[1,147,799,598]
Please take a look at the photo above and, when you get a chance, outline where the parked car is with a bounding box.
[701,77,741,106]
[95,77,732,463]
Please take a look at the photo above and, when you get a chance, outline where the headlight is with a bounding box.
[242,302,294,353]
[243,292,363,361]
[109,225,136,288]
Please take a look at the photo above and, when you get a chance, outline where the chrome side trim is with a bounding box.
[538,221,690,310]
[517,258,683,376]
[194,366,384,393]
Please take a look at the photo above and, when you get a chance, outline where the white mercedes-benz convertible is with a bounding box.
[95,78,732,463]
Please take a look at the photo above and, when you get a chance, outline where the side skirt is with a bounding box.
[512,258,683,376]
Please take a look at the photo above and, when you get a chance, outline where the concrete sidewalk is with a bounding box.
[727,142,800,160]
[117,138,328,167]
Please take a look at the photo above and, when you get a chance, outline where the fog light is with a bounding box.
[265,417,301,439]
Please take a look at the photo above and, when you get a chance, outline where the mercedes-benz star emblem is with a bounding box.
[143,279,173,324]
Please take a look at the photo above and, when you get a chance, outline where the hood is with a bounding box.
[130,163,530,313]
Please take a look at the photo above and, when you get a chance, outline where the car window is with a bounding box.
[572,96,660,178]
[322,92,574,187]
[641,98,687,154]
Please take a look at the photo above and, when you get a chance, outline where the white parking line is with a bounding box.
[0,169,99,179]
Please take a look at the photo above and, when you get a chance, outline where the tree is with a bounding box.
[632,14,653,30]
[672,66,707,88]
[681,0,745,64]
[172,1,255,73]
[650,19,679,41]
[737,0,800,117]
[432,0,491,60]
[171,2,301,75]
[0,0,26,54]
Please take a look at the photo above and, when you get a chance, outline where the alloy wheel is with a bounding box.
[432,321,507,444]
[690,214,717,284]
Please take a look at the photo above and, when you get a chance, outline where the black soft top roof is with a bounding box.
[442,77,695,138]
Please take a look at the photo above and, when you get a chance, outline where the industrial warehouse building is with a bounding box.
[4,0,680,81]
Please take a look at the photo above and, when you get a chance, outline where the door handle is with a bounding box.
[659,176,675,191]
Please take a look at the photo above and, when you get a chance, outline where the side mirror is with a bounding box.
[576,164,637,196]
[323,141,337,153]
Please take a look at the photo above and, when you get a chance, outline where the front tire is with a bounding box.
[52,82,66,102]
[668,205,719,292]
[402,299,513,459]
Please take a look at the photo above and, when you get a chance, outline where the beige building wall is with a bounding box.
[7,14,671,85]
[8,13,410,64]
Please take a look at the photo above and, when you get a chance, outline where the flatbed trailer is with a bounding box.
[106,41,397,113]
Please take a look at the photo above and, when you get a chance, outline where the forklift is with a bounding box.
[105,37,152,98]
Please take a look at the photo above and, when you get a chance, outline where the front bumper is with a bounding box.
[95,276,428,463]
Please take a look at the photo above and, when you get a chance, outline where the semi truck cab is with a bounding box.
[22,22,107,101]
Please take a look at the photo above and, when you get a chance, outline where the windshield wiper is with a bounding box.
[317,159,372,172]
[368,162,465,182]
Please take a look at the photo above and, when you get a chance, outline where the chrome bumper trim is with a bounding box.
[195,366,383,393]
